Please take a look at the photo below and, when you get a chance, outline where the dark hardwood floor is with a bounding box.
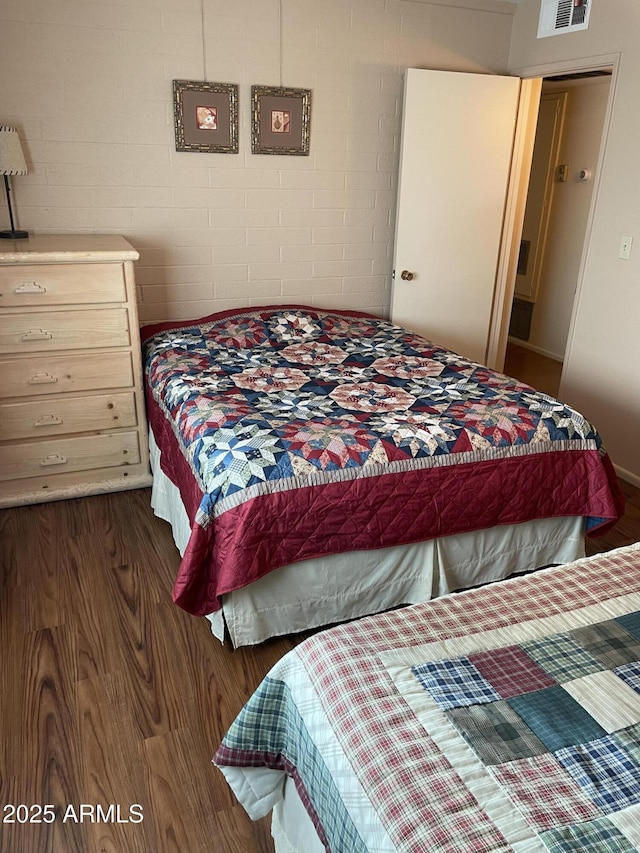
[0,488,289,853]
[1,481,639,852]
[504,341,563,398]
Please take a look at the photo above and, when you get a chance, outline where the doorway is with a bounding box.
[505,69,613,397]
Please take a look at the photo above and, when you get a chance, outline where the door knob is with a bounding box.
[400,270,415,281]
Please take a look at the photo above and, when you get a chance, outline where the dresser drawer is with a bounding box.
[0,351,134,399]
[0,392,137,440]
[0,263,126,306]
[0,431,140,482]
[0,308,130,354]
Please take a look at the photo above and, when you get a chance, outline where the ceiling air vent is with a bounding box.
[538,0,591,38]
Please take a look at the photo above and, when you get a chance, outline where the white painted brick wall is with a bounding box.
[0,0,513,322]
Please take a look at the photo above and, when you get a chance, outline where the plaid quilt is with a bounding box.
[141,305,623,616]
[215,543,640,852]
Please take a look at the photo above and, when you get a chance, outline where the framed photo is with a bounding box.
[251,85,311,156]
[173,80,239,154]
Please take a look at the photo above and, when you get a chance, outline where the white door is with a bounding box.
[391,68,540,367]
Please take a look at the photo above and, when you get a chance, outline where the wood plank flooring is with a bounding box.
[0,489,290,853]
[504,341,563,398]
[1,482,639,852]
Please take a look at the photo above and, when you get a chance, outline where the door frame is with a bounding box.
[515,89,568,305]
[486,52,621,375]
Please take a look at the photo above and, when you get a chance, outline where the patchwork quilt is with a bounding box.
[215,543,640,852]
[141,305,623,616]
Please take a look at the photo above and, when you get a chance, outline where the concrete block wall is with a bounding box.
[0,0,514,323]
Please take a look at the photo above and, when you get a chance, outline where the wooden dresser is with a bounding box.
[0,234,152,507]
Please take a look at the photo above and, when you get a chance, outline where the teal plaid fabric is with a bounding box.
[521,633,603,683]
[615,611,640,641]
[541,816,636,852]
[507,685,607,752]
[222,676,367,853]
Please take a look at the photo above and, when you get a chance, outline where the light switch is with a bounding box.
[619,236,633,260]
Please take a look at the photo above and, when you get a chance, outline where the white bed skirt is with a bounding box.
[272,783,326,853]
[148,429,585,648]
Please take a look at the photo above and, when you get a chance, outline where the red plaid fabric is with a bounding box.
[469,645,557,698]
[489,753,601,830]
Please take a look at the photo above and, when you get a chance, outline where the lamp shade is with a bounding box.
[0,126,28,176]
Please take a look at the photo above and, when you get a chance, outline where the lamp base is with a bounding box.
[0,229,29,239]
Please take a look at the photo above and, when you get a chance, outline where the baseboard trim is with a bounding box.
[614,463,640,489]
[507,336,564,363]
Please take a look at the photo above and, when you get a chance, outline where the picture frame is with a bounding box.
[251,85,311,156]
[172,80,239,154]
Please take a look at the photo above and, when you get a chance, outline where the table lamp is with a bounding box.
[0,125,28,239]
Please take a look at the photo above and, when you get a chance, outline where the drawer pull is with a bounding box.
[33,415,64,427]
[40,454,68,467]
[21,329,53,342]
[14,281,47,294]
[28,373,58,385]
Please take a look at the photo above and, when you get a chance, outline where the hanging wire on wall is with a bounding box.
[201,0,283,85]
[279,0,284,86]
[201,0,208,81]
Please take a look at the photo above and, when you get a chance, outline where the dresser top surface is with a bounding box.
[0,234,139,265]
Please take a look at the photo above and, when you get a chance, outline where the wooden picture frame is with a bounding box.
[173,80,239,154]
[251,85,311,155]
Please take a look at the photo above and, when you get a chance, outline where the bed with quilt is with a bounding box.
[141,305,623,647]
[215,542,640,852]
